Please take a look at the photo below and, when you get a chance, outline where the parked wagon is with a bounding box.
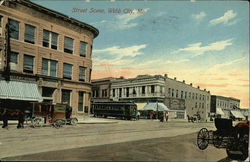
[197,118,249,161]
[27,102,78,128]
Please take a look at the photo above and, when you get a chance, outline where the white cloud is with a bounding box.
[191,12,206,22]
[93,44,147,57]
[178,39,233,56]
[208,57,246,72]
[209,10,237,26]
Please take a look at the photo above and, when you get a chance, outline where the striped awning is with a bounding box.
[231,110,245,119]
[216,107,225,115]
[135,103,147,110]
[0,80,43,101]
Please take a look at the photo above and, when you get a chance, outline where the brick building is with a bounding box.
[0,0,98,116]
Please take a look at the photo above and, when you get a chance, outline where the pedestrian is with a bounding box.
[165,111,169,122]
[136,111,140,120]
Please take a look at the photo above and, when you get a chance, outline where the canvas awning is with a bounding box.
[216,107,225,115]
[0,80,43,101]
[135,103,147,110]
[231,110,245,119]
[143,102,169,111]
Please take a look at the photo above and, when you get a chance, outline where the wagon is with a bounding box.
[27,102,78,128]
[197,118,249,161]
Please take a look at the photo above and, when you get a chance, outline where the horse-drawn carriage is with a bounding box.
[26,102,78,128]
[197,118,249,161]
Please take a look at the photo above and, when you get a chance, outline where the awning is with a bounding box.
[143,102,169,111]
[231,110,245,119]
[0,80,43,101]
[135,103,147,110]
[216,107,225,115]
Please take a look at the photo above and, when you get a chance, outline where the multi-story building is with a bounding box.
[210,95,242,119]
[0,0,98,116]
[110,74,211,121]
[92,77,115,102]
[164,74,211,120]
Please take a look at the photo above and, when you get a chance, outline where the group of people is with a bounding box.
[148,110,169,122]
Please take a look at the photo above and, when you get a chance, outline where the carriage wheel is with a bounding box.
[197,128,209,150]
[213,132,223,148]
[33,117,43,127]
[53,119,65,128]
[70,118,78,126]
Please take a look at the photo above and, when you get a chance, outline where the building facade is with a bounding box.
[164,75,211,120]
[109,74,211,121]
[91,77,115,103]
[210,95,241,119]
[0,0,98,116]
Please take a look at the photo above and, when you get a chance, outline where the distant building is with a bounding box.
[91,77,115,103]
[109,74,211,121]
[210,95,243,120]
[0,0,98,116]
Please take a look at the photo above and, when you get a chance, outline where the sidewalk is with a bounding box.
[77,116,119,124]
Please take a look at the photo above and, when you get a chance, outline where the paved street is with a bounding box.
[0,118,235,161]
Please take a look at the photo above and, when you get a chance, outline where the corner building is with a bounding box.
[0,0,99,116]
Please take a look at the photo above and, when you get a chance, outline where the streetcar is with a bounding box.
[92,101,137,120]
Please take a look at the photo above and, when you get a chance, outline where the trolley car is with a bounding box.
[92,101,137,120]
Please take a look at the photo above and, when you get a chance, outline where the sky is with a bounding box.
[31,0,249,108]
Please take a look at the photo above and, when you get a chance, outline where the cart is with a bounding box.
[27,102,78,128]
[197,118,249,161]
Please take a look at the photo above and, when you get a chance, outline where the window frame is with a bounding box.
[63,63,73,80]
[23,54,34,73]
[64,36,74,54]
[24,24,36,44]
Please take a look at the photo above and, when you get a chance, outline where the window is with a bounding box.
[142,86,145,94]
[61,89,71,105]
[0,15,3,36]
[9,19,19,40]
[172,89,174,97]
[192,93,194,99]
[196,93,198,100]
[43,29,58,49]
[126,87,129,97]
[78,91,84,112]
[185,92,187,99]
[42,58,57,77]
[151,85,155,93]
[10,51,18,70]
[80,41,87,57]
[195,102,197,108]
[119,88,122,97]
[168,88,171,96]
[64,36,74,54]
[89,69,92,82]
[63,63,72,79]
[25,24,35,44]
[23,55,34,73]
[189,92,191,98]
[113,89,115,97]
[176,90,178,98]
[181,91,183,99]
[79,66,86,81]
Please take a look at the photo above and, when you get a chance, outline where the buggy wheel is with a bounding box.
[54,119,65,128]
[70,118,78,126]
[213,132,223,148]
[32,117,43,127]
[197,128,209,150]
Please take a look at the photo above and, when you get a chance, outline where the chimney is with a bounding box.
[198,86,200,89]
[183,80,185,83]
[190,83,192,86]
[164,74,168,78]
[204,89,206,91]
[174,77,177,80]
[208,91,210,93]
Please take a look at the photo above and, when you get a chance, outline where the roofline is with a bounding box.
[17,0,99,38]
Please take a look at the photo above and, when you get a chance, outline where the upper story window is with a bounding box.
[63,63,72,79]
[42,58,58,77]
[9,19,19,40]
[151,85,155,93]
[43,29,58,50]
[176,90,179,98]
[142,86,146,94]
[79,66,86,81]
[25,24,36,44]
[10,51,18,70]
[23,54,34,73]
[80,41,87,57]
[64,36,74,54]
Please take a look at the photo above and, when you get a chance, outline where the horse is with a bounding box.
[0,108,25,128]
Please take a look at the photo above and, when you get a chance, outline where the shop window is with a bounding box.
[42,58,57,77]
[43,29,58,49]
[79,66,86,81]
[61,89,71,105]
[25,24,36,44]
[80,41,87,57]
[8,18,19,40]
[64,36,74,54]
[78,91,84,112]
[63,63,72,79]
[23,54,34,73]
